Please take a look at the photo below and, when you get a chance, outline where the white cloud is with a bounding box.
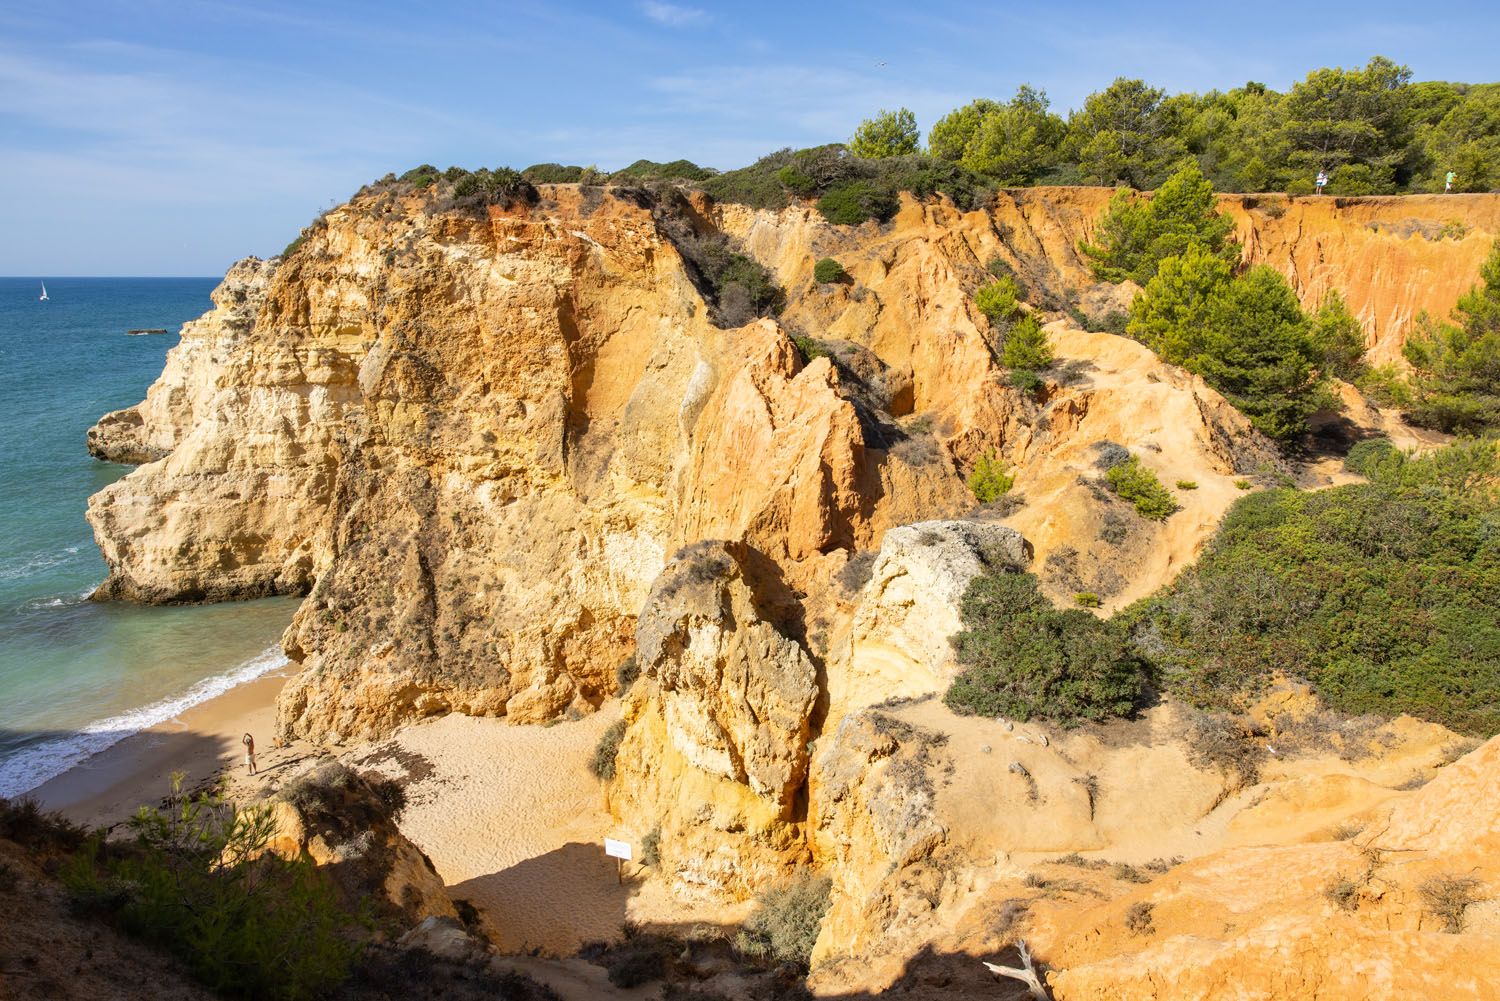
[640,2,708,27]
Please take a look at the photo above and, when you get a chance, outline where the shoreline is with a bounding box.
[31,668,298,828]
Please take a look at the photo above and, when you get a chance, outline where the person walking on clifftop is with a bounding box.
[242,733,258,775]
[1446,170,1457,192]
[1315,169,1329,194]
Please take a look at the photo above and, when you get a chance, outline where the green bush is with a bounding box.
[521,162,585,183]
[1079,162,1238,285]
[946,571,1145,723]
[63,778,362,1001]
[1009,368,1045,394]
[791,333,828,363]
[1128,247,1324,442]
[1002,314,1055,370]
[1343,437,1406,479]
[816,180,900,225]
[967,451,1014,503]
[848,108,920,159]
[1176,479,1199,490]
[1106,456,1176,520]
[735,871,832,968]
[813,257,848,284]
[447,167,537,212]
[591,721,627,780]
[608,158,711,183]
[975,276,1021,322]
[1075,592,1102,608]
[1311,290,1369,380]
[1403,239,1500,434]
[1128,438,1500,736]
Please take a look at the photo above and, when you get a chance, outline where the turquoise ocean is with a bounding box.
[0,277,297,798]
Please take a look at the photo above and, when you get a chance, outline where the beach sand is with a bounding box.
[32,668,308,828]
[33,677,738,961]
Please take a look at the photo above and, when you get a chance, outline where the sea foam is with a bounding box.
[0,644,289,800]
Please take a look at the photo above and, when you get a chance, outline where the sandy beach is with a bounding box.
[31,667,305,828]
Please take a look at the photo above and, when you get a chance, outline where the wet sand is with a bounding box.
[32,669,298,827]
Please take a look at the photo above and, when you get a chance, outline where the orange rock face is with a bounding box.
[84,185,1500,747]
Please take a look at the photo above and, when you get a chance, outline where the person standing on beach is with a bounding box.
[242,733,258,775]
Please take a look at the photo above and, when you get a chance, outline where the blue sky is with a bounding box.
[2,0,1496,276]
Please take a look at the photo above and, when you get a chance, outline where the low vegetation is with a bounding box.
[1418,873,1485,932]
[591,720,628,780]
[63,776,363,1001]
[813,257,847,284]
[1106,455,1176,520]
[1001,314,1055,371]
[734,871,832,969]
[967,451,1014,503]
[1129,438,1500,735]
[946,570,1146,724]
[1402,239,1500,433]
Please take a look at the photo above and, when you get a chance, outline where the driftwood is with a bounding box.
[983,940,1051,1000]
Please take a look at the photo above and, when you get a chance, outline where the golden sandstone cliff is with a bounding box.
[84,183,1500,998]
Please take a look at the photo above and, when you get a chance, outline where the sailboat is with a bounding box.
[39,282,48,301]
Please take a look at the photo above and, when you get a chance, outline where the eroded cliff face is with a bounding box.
[88,187,1497,739]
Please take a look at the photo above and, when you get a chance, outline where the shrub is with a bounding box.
[591,721,627,780]
[735,871,832,968]
[967,451,1015,503]
[946,570,1145,724]
[1009,369,1044,394]
[608,158,711,183]
[1186,713,1267,788]
[447,167,538,213]
[1075,592,1102,608]
[63,777,362,1001]
[1079,162,1238,285]
[615,656,640,693]
[1311,290,1369,380]
[975,276,1022,322]
[521,162,585,183]
[640,827,661,867]
[848,108,920,159]
[1106,456,1176,520]
[669,227,785,327]
[0,797,86,852]
[1093,441,1132,470]
[1125,901,1155,935]
[813,257,848,284]
[281,233,308,259]
[1129,439,1500,735]
[791,333,828,363]
[1129,250,1325,442]
[1234,478,1252,489]
[1403,239,1500,433]
[816,180,900,225]
[1343,437,1405,479]
[1418,874,1484,932]
[1324,875,1362,912]
[1002,314,1055,370]
[1175,480,1198,490]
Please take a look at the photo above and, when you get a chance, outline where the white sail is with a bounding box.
[39,282,48,301]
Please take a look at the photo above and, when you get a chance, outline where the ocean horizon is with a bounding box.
[0,276,297,798]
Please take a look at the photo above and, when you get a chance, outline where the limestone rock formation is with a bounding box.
[608,541,817,900]
[84,185,1500,746]
[1038,734,1500,1000]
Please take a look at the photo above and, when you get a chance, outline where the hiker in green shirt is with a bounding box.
[1446,171,1457,192]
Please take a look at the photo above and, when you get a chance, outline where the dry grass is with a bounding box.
[1323,875,1362,912]
[1419,874,1485,933]
[1327,820,1365,841]
[1124,901,1155,935]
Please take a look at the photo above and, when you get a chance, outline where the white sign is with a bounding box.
[604,838,633,861]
